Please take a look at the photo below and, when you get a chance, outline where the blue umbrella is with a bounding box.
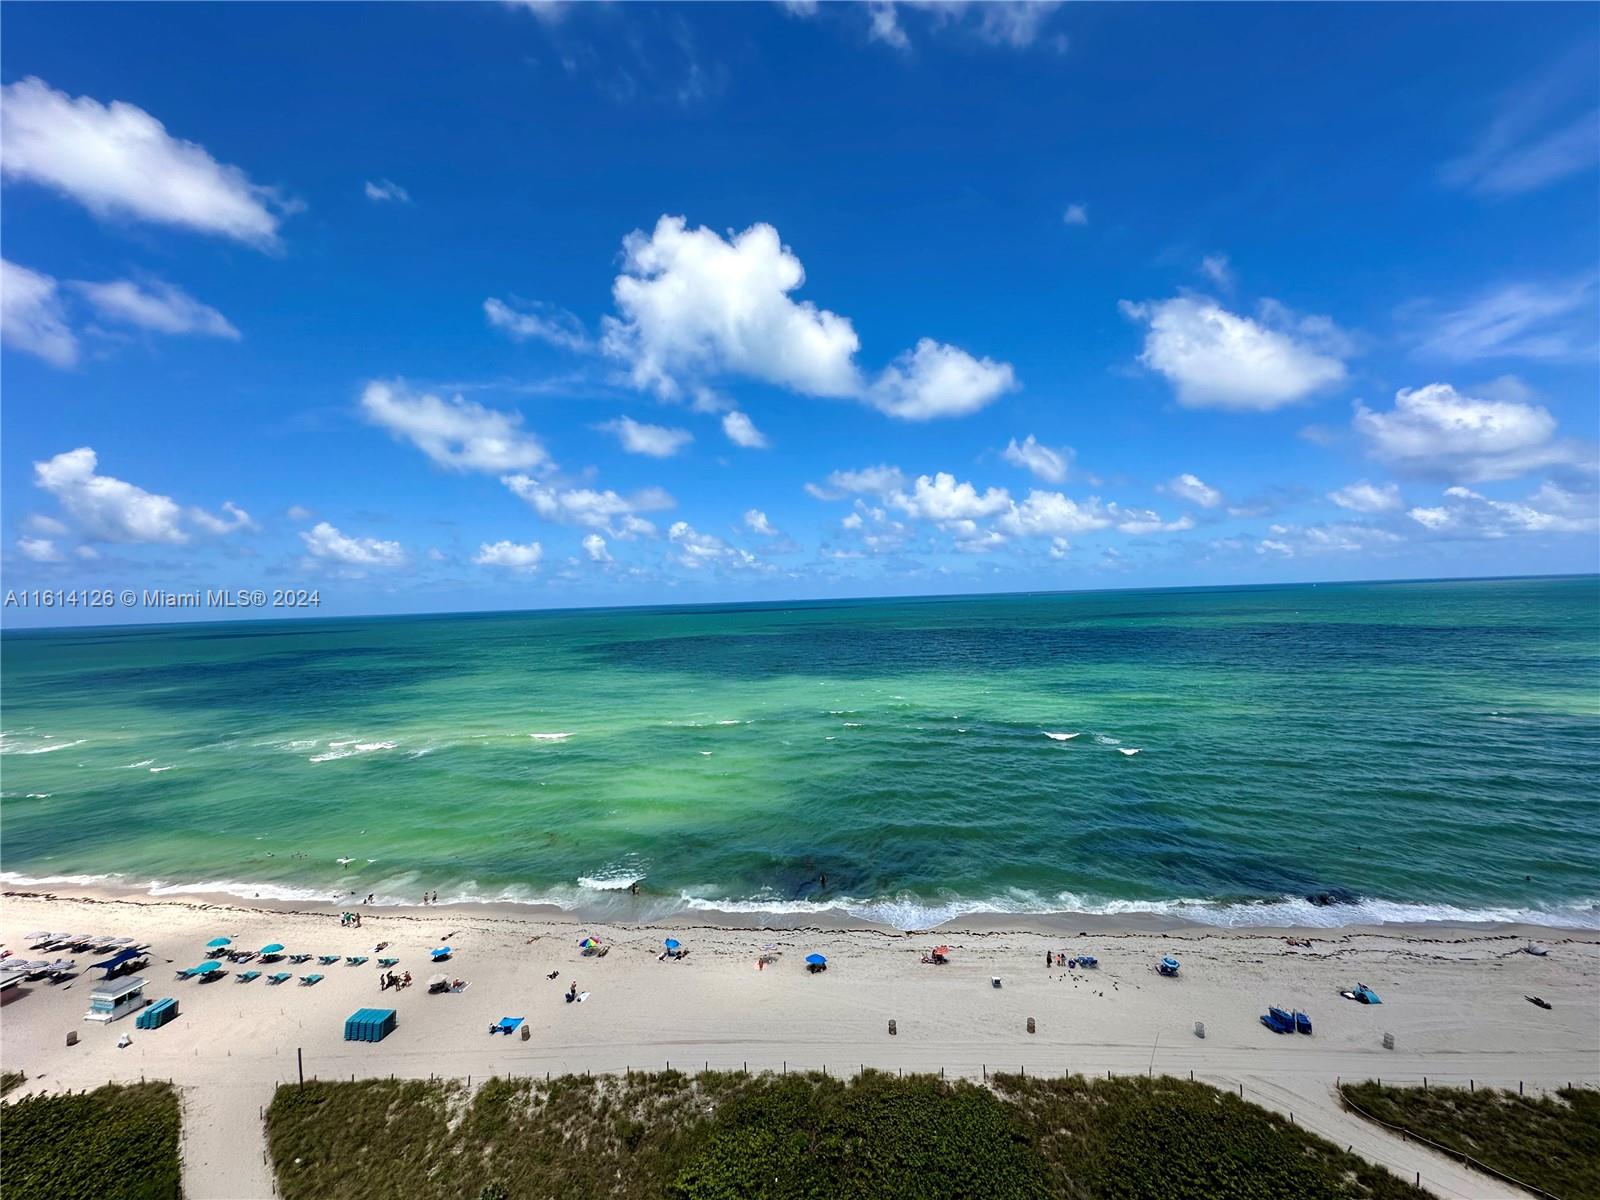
[805,953,827,965]
[206,937,231,949]
[194,960,224,975]
[431,947,452,960]
[664,938,680,950]
[260,943,285,955]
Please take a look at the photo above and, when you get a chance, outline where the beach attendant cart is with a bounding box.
[344,1007,397,1043]
[135,997,179,1030]
[85,976,147,1023]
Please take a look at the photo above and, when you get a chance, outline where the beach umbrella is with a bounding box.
[805,953,827,965]
[260,943,285,955]
[194,960,223,975]
[933,945,951,955]
[578,937,599,949]
[428,974,448,987]
[664,938,680,950]
[24,932,49,941]
[206,937,231,949]
[431,947,452,960]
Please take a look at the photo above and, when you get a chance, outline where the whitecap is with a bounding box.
[309,740,397,763]
[699,751,713,756]
[336,857,354,866]
[149,765,174,773]
[121,759,156,769]
[4,738,88,756]
[1044,732,1079,742]
[842,722,862,727]
[1093,734,1121,745]
[529,732,572,742]
[1118,748,1141,757]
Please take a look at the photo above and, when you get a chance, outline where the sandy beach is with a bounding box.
[2,886,1596,1200]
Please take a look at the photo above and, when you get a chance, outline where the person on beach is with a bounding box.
[431,890,438,904]
[630,882,639,895]
[566,980,578,1003]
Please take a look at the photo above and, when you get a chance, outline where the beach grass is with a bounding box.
[268,1070,1430,1199]
[1,1069,25,1096]
[1339,1081,1600,1200]
[0,1081,181,1200]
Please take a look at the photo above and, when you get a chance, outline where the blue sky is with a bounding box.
[2,1,1596,625]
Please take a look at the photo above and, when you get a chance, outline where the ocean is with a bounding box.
[2,576,1596,930]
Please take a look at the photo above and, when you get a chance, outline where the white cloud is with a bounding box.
[16,536,63,563]
[505,0,566,19]
[1411,278,1596,362]
[1328,480,1402,513]
[806,464,908,500]
[721,410,769,448]
[1353,382,1590,483]
[473,539,543,571]
[867,338,1016,420]
[866,2,910,48]
[870,2,1063,49]
[1256,521,1403,556]
[1441,55,1599,196]
[1163,472,1222,508]
[287,505,315,522]
[25,514,69,537]
[1408,483,1598,538]
[361,380,548,473]
[668,520,765,571]
[364,178,411,204]
[998,490,1113,537]
[745,509,779,536]
[483,297,590,352]
[581,533,611,563]
[1257,539,1294,557]
[1,258,77,366]
[188,501,256,535]
[892,472,1012,523]
[1113,507,1195,535]
[1200,254,1234,289]
[1121,295,1348,411]
[1062,203,1088,226]
[600,216,1015,420]
[301,521,405,567]
[33,447,187,543]
[598,415,693,458]
[74,278,239,339]
[781,0,820,13]
[1001,435,1073,483]
[1,77,292,247]
[502,474,673,537]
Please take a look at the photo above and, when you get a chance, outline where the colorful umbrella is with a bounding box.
[206,937,231,949]
[578,937,599,949]
[805,953,827,965]
[664,938,680,950]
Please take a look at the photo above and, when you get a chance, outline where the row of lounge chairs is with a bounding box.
[25,933,135,953]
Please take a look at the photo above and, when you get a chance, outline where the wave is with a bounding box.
[842,722,863,728]
[1092,734,1120,745]
[309,740,398,763]
[1044,732,1079,741]
[149,765,174,773]
[1118,748,1141,757]
[1,737,88,755]
[529,732,572,742]
[121,759,156,769]
[577,862,646,891]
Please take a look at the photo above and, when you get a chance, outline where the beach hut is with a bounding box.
[343,1007,397,1043]
[135,998,179,1030]
[85,976,147,1023]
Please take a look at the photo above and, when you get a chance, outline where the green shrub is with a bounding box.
[0,1081,181,1200]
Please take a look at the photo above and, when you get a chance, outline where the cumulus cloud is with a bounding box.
[868,2,1062,49]
[805,464,908,500]
[1409,483,1598,537]
[74,278,239,339]
[301,521,405,567]
[891,472,1012,523]
[1062,203,1088,226]
[16,536,64,563]
[502,474,673,537]
[744,509,779,536]
[1256,521,1402,557]
[364,178,411,204]
[473,539,543,571]
[597,415,693,458]
[1163,472,1222,508]
[1200,254,1234,290]
[32,447,187,544]
[668,521,765,571]
[188,500,256,535]
[1001,435,1074,483]
[1352,382,1590,483]
[361,380,548,473]
[1,77,293,247]
[1,258,77,366]
[721,410,769,448]
[1411,278,1597,362]
[483,297,590,352]
[1121,295,1349,411]
[581,533,611,563]
[1328,480,1402,513]
[600,216,1015,420]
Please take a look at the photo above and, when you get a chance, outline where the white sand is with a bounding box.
[2,888,1596,1200]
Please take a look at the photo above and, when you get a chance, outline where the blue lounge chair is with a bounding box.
[1260,1006,1295,1034]
[1072,955,1098,969]
[266,972,292,984]
[377,957,399,968]
[346,955,368,966]
[175,965,199,979]
[300,973,324,986]
[1294,1011,1312,1035]
[317,955,340,966]
[236,970,261,983]
[288,954,312,964]
[1356,984,1381,1005]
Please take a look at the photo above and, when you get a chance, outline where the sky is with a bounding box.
[1,2,1597,626]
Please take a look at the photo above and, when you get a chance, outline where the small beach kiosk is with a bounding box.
[84,975,147,1024]
[343,1007,397,1043]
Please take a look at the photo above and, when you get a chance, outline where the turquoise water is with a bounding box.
[2,577,1597,929]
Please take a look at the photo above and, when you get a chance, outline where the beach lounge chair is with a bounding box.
[377,957,399,968]
[237,971,261,983]
[1074,955,1099,968]
[317,955,340,966]
[288,954,312,964]
[1294,1011,1312,1035]
[491,1016,524,1035]
[430,947,452,962]
[266,972,291,985]
[175,965,200,979]
[345,956,368,967]
[1260,1006,1295,1034]
[300,974,324,986]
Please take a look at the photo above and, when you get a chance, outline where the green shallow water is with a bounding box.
[2,577,1597,928]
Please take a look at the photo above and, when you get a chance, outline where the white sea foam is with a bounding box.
[309,740,398,763]
[699,751,713,756]
[149,765,174,773]
[1093,734,1121,745]
[1118,748,1141,757]
[2,737,88,755]
[529,733,572,742]
[1044,732,1079,741]
[842,722,862,728]
[577,864,646,891]
[121,759,156,769]
[716,719,742,726]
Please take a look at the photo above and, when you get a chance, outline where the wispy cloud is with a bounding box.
[1441,50,1599,196]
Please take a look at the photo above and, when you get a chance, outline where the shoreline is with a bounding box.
[4,879,1594,942]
